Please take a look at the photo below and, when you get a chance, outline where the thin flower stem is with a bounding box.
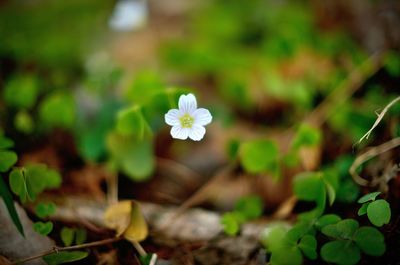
[131,240,147,257]
[11,237,121,265]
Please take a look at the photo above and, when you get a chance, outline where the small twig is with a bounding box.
[12,237,121,265]
[107,172,118,205]
[349,137,400,186]
[357,96,400,145]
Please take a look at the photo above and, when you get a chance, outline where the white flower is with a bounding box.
[165,93,212,141]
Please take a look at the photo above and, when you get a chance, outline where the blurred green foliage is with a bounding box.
[221,195,263,236]
[0,0,112,69]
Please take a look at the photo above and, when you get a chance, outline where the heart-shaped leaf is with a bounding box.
[61,227,75,247]
[298,235,317,260]
[367,199,391,227]
[321,240,360,265]
[35,202,56,218]
[33,221,53,236]
[354,226,385,256]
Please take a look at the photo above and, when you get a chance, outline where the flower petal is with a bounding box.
[193,108,212,126]
[170,126,189,140]
[178,93,197,113]
[165,109,180,126]
[188,125,206,141]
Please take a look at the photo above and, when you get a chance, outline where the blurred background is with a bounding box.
[0,0,400,264]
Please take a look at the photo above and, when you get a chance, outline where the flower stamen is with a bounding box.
[179,113,194,128]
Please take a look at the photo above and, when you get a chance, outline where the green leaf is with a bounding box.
[239,139,279,176]
[367,199,391,227]
[0,176,24,236]
[315,214,341,230]
[61,227,75,247]
[358,191,381,204]
[33,221,53,236]
[291,124,321,150]
[385,50,400,76]
[321,224,340,238]
[285,223,314,244]
[14,110,34,134]
[261,224,289,252]
[125,70,164,104]
[9,168,29,202]
[298,235,317,260]
[357,203,369,216]
[293,172,324,201]
[35,202,57,218]
[321,241,360,265]
[116,106,146,137]
[336,219,359,239]
[234,195,263,220]
[336,179,360,203]
[354,226,385,256]
[0,137,14,149]
[0,151,18,172]
[43,251,88,265]
[107,133,155,181]
[221,212,242,236]
[42,169,62,189]
[226,138,240,161]
[3,75,39,109]
[270,246,303,265]
[39,92,76,129]
[322,170,338,205]
[75,228,87,245]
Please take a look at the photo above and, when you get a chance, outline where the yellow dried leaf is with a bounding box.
[103,200,148,242]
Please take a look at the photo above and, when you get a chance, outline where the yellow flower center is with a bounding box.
[179,113,194,128]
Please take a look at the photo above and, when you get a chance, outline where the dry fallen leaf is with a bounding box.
[103,200,148,242]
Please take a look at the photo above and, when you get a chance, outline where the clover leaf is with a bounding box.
[357,192,391,227]
[367,199,391,227]
[321,240,360,265]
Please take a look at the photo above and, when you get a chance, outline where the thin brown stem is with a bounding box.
[12,237,121,265]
